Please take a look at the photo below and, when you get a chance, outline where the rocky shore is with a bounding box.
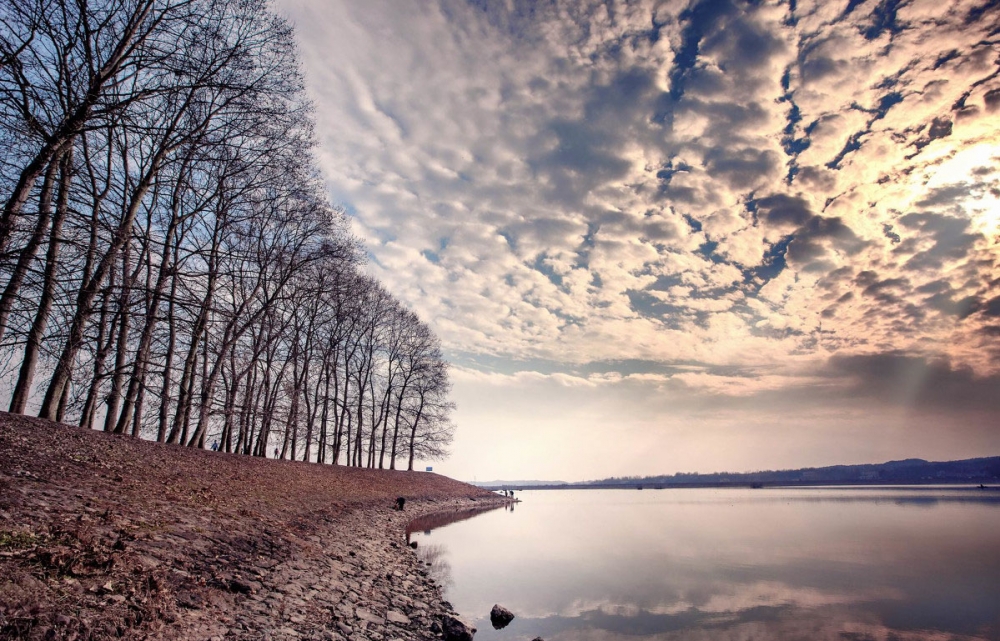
[180,495,507,641]
[0,412,506,640]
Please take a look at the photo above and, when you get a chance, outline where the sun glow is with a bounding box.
[923,142,1000,232]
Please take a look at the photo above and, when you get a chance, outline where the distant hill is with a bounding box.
[489,457,1000,490]
[584,457,1000,488]
[471,479,568,488]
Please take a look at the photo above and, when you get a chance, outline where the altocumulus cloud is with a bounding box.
[277,0,1000,479]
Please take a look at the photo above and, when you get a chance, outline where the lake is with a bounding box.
[409,487,1000,641]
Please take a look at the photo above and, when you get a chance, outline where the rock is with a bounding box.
[230,578,262,594]
[441,615,475,641]
[355,607,384,626]
[386,610,410,625]
[490,604,515,630]
[531,638,545,641]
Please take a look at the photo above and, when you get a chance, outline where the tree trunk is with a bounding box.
[9,151,72,414]
[105,241,136,433]
[79,284,117,430]
[156,269,180,442]
[389,377,411,470]
[407,394,426,472]
[0,154,60,345]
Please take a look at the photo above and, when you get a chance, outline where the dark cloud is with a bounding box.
[530,68,661,208]
[981,295,1000,317]
[985,88,1000,111]
[816,266,855,291]
[915,183,973,208]
[755,195,864,269]
[700,10,787,77]
[860,276,909,304]
[897,212,983,270]
[626,290,698,330]
[793,165,838,192]
[589,210,683,244]
[798,40,848,85]
[923,291,981,318]
[680,99,773,139]
[704,147,781,190]
[544,119,632,177]
[757,194,814,228]
[827,352,1000,412]
[500,216,584,258]
[882,223,901,244]
[798,215,864,251]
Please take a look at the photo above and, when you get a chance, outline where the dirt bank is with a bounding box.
[0,412,503,640]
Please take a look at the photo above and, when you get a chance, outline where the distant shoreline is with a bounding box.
[478,456,1000,491]
[484,481,1000,491]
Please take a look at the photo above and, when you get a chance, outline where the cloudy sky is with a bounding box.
[276,0,1000,482]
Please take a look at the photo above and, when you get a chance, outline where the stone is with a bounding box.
[230,578,262,594]
[490,604,515,630]
[355,608,384,626]
[386,610,410,625]
[441,615,475,641]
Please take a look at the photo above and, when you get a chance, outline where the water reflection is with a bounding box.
[416,543,454,591]
[410,488,1000,641]
[405,502,508,544]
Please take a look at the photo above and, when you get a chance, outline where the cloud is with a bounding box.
[278,0,1000,478]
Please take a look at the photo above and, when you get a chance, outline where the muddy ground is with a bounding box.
[0,412,503,640]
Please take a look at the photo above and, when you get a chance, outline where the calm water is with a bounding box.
[410,487,1000,641]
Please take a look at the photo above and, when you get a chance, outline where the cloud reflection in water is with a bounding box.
[411,489,1000,641]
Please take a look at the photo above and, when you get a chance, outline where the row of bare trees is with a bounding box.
[0,0,454,468]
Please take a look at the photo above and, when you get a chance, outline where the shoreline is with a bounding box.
[188,495,511,641]
[0,412,504,640]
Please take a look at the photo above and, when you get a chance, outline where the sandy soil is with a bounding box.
[0,412,502,640]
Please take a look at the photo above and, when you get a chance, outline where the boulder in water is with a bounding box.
[490,604,515,629]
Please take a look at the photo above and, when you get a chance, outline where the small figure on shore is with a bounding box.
[273,447,279,459]
[395,496,406,511]
[211,440,219,452]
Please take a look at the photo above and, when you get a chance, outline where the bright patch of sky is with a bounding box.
[278,0,1000,482]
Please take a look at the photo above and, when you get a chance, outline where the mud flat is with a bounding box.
[0,412,505,640]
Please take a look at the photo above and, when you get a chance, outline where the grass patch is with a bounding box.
[0,530,39,550]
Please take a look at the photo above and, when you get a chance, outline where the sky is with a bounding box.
[275,0,1000,482]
